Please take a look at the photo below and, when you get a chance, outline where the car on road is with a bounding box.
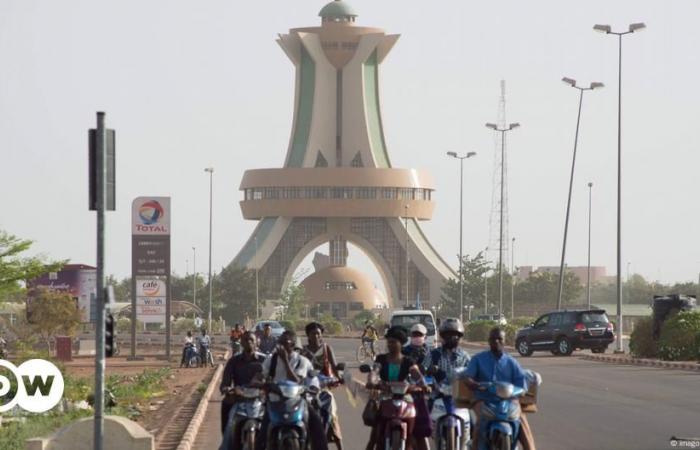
[253,320,286,338]
[389,309,437,347]
[515,309,614,356]
[474,313,508,325]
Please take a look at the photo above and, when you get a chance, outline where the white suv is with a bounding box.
[389,309,437,347]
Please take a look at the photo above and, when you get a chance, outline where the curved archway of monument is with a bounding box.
[283,232,399,308]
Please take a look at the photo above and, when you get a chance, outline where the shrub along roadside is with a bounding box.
[629,317,657,358]
[629,311,700,361]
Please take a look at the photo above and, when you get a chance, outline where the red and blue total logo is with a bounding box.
[136,200,167,233]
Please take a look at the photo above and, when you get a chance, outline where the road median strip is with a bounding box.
[580,353,700,372]
[175,353,228,450]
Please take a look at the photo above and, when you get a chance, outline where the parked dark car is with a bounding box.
[515,309,615,356]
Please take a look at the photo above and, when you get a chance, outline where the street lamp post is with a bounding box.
[404,204,410,308]
[511,237,515,319]
[587,182,593,309]
[192,247,197,307]
[556,78,603,311]
[594,22,645,353]
[255,236,260,321]
[446,151,477,323]
[204,167,214,329]
[483,246,489,314]
[485,122,520,318]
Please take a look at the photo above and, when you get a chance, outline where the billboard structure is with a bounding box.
[131,197,171,357]
[27,264,96,323]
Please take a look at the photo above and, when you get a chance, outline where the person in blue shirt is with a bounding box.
[464,327,535,450]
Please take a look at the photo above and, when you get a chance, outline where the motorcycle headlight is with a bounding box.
[496,383,514,400]
[278,384,302,398]
[507,402,521,420]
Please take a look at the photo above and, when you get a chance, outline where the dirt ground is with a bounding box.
[63,350,224,440]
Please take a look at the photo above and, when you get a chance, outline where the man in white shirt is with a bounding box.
[258,330,327,450]
[262,330,313,382]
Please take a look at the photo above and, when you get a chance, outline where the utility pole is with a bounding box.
[89,112,115,450]
[404,204,410,308]
[204,168,214,329]
[192,247,197,307]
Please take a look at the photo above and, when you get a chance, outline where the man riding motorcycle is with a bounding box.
[219,331,266,448]
[258,324,277,355]
[198,328,213,367]
[301,322,344,450]
[464,327,536,450]
[423,318,471,450]
[180,331,195,367]
[256,330,328,450]
[230,324,245,354]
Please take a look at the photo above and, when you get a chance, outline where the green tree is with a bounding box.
[28,287,82,353]
[279,283,306,321]
[0,230,64,300]
[515,270,583,309]
[169,272,206,304]
[209,265,263,325]
[106,275,131,303]
[440,252,494,318]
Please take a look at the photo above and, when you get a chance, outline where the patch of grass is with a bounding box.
[0,410,91,450]
[196,383,207,394]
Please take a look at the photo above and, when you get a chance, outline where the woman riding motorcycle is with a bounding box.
[402,324,432,450]
[365,325,424,450]
[301,322,344,450]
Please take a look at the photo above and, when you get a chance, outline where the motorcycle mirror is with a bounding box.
[359,364,371,373]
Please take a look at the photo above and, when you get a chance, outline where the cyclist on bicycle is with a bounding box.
[361,320,379,357]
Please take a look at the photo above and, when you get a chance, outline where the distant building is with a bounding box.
[517,265,612,285]
[301,266,386,321]
[27,264,96,323]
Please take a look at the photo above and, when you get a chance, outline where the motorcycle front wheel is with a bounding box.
[490,430,511,450]
[389,429,403,450]
[282,437,299,450]
[242,429,255,450]
[444,425,457,450]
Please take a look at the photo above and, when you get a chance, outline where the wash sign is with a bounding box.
[135,276,167,323]
[0,359,64,413]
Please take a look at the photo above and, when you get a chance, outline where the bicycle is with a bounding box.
[356,338,376,363]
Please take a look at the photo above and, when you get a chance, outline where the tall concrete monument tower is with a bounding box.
[232,1,454,308]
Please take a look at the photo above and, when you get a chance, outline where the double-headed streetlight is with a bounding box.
[204,167,214,329]
[586,182,593,309]
[192,246,197,307]
[511,237,515,319]
[404,204,410,307]
[594,22,645,353]
[556,78,603,311]
[485,122,520,318]
[446,151,477,323]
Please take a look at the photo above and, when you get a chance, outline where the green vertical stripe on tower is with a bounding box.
[287,46,316,168]
[363,50,391,168]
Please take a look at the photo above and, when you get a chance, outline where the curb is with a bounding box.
[175,352,228,450]
[580,354,700,372]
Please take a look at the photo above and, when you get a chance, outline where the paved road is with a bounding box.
[193,338,698,450]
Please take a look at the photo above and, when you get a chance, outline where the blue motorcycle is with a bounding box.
[265,380,313,450]
[475,382,525,450]
[426,375,471,450]
[221,386,265,450]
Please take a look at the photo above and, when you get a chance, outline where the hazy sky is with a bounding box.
[1,0,698,291]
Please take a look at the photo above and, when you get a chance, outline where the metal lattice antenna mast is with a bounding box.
[487,81,510,272]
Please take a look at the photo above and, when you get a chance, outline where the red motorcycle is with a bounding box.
[361,365,426,450]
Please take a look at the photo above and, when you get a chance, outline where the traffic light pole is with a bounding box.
[94,112,106,450]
